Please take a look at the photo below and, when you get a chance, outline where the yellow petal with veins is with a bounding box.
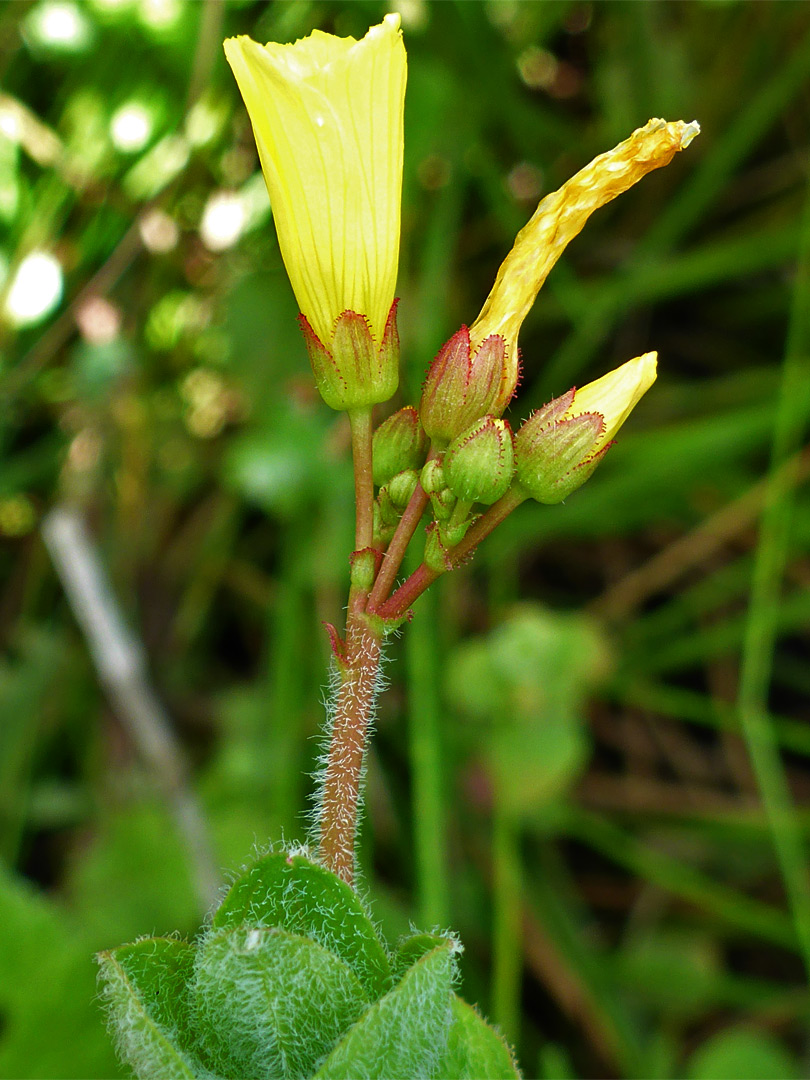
[224,15,406,348]
[470,119,698,408]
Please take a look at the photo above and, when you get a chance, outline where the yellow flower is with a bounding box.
[568,352,657,447]
[514,353,657,504]
[470,119,699,412]
[224,15,406,351]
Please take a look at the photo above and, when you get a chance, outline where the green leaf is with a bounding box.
[313,941,458,1080]
[686,1027,799,1080]
[392,932,452,981]
[97,938,201,1080]
[212,852,391,998]
[191,925,369,1080]
[432,996,521,1080]
[0,866,120,1079]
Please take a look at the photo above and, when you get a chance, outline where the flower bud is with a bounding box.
[387,468,418,508]
[373,502,395,546]
[515,353,657,504]
[419,327,509,447]
[372,406,427,486]
[420,458,445,495]
[299,301,399,412]
[444,416,514,505]
[424,521,452,574]
[430,486,456,522]
[349,547,380,591]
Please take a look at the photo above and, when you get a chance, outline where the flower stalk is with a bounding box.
[225,13,698,890]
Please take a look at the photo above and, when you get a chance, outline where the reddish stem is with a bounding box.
[349,408,374,552]
[317,616,381,885]
[377,485,527,620]
[367,483,430,610]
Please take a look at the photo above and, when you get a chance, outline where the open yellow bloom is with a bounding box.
[224,15,406,350]
[470,118,699,411]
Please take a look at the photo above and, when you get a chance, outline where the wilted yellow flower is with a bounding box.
[514,352,657,504]
[224,15,406,351]
[471,119,699,411]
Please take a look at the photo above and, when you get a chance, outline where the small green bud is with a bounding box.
[424,522,451,574]
[420,458,445,495]
[350,547,380,591]
[372,406,427,486]
[513,390,605,504]
[388,469,418,508]
[430,487,456,522]
[419,327,508,446]
[377,487,400,526]
[440,517,472,547]
[444,415,514,504]
[373,502,395,546]
[299,300,400,412]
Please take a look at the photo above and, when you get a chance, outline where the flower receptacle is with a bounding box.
[299,300,400,412]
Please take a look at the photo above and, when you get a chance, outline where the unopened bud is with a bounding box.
[377,487,400,527]
[299,300,400,412]
[424,521,452,574]
[420,458,445,494]
[419,327,509,446]
[350,547,380,591]
[373,502,395,546]
[372,406,427,486]
[430,487,456,522]
[388,469,418,508]
[445,416,514,505]
[515,353,656,504]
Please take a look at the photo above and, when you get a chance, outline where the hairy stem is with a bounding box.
[317,617,382,885]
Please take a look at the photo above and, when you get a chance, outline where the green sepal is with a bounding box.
[211,852,391,999]
[312,941,459,1080]
[432,995,522,1079]
[96,938,203,1080]
[425,521,452,575]
[372,407,427,487]
[192,925,369,1080]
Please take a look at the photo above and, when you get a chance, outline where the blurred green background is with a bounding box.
[2,0,810,1077]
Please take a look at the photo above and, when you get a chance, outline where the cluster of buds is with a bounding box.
[226,11,698,592]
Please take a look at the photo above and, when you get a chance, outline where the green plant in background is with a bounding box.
[96,14,699,1078]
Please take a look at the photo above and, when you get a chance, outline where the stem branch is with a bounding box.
[378,485,527,619]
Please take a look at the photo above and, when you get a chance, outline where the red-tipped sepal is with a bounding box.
[419,327,509,446]
[298,299,400,411]
[444,415,515,505]
[514,392,608,504]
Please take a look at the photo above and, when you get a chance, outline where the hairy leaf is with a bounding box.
[432,995,521,1079]
[97,938,203,1080]
[312,941,458,1079]
[212,852,391,997]
[192,925,369,1080]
